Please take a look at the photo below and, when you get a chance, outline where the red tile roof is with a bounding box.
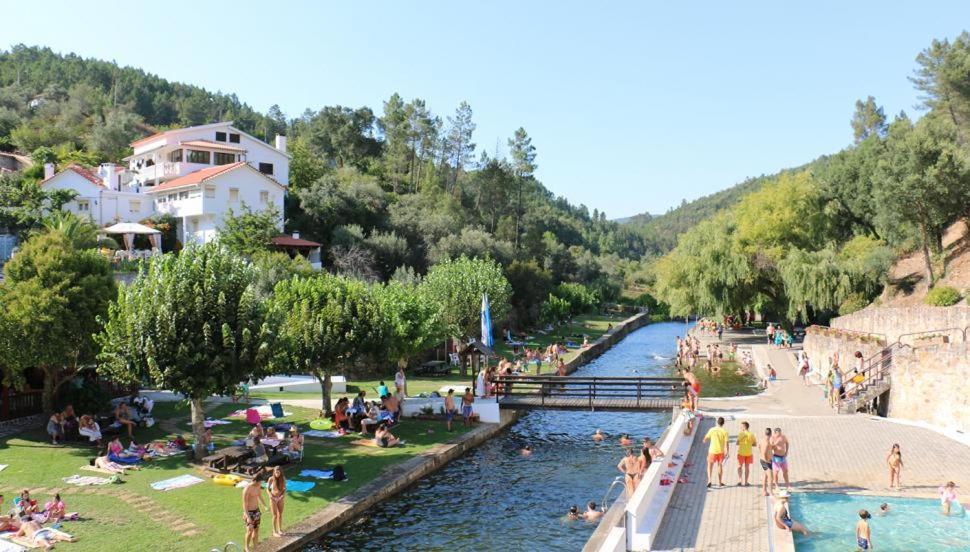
[145,162,246,192]
[180,140,247,152]
[41,164,105,188]
[271,235,321,248]
[130,130,166,146]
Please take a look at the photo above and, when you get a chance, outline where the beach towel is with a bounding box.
[0,464,7,472]
[108,453,141,465]
[0,537,26,552]
[299,469,334,479]
[186,419,232,429]
[63,474,115,486]
[303,430,343,438]
[281,479,315,492]
[150,474,203,491]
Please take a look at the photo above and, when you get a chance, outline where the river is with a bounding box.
[311,321,686,552]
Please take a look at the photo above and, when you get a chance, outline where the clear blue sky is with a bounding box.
[4,1,969,218]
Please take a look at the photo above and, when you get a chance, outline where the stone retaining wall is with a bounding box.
[888,343,970,433]
[258,312,651,551]
[802,328,886,374]
[832,305,970,344]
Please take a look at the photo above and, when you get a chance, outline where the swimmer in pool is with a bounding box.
[521,445,533,456]
[566,505,580,520]
[856,509,873,550]
[592,429,604,442]
[877,503,889,516]
[619,434,632,446]
[583,501,603,521]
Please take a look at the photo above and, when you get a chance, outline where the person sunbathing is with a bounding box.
[91,455,131,474]
[114,403,136,438]
[0,513,19,532]
[374,423,400,448]
[15,519,73,550]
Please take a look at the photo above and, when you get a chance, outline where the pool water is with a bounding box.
[310,321,686,552]
[790,492,970,552]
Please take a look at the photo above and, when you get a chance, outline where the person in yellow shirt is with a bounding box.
[703,416,730,488]
[736,421,757,486]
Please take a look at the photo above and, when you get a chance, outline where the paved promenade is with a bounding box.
[652,332,970,552]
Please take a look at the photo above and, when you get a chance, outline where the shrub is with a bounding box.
[540,294,571,324]
[838,294,869,316]
[924,286,962,307]
[57,376,111,414]
[553,282,599,315]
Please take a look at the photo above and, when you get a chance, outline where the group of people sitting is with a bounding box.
[331,390,401,436]
[0,491,75,549]
[46,396,155,447]
[246,422,304,463]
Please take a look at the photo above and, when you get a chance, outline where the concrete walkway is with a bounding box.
[652,336,970,552]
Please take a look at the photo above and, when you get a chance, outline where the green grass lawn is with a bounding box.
[0,401,471,551]
[249,313,630,406]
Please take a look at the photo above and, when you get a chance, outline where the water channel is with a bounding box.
[312,321,686,552]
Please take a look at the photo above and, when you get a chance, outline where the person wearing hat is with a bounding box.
[773,490,810,536]
[856,509,873,550]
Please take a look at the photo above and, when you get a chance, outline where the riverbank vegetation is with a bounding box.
[651,33,970,324]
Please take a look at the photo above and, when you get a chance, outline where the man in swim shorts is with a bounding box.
[703,417,729,488]
[243,474,268,552]
[770,427,791,490]
[444,389,457,432]
[736,421,757,486]
[758,427,775,496]
[461,387,475,427]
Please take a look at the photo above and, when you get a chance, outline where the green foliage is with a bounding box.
[249,250,313,300]
[633,291,670,318]
[218,203,281,257]
[838,294,869,316]
[539,294,571,324]
[57,374,111,414]
[96,244,263,454]
[924,285,962,306]
[374,281,443,367]
[0,172,75,238]
[418,256,512,339]
[553,282,599,315]
[505,259,553,327]
[0,230,115,410]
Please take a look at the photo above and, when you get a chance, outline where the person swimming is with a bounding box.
[619,434,632,446]
[521,445,533,456]
[877,503,889,516]
[592,429,604,442]
[583,501,603,521]
[566,505,580,520]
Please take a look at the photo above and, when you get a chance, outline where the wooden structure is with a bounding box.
[457,339,495,376]
[492,375,683,411]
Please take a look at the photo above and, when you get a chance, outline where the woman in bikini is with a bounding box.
[267,466,286,538]
[887,443,903,490]
[616,448,640,496]
[636,446,653,485]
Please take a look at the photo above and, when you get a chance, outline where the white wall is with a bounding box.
[203,167,285,228]
[43,172,105,225]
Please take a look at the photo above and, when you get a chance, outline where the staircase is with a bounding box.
[838,343,902,414]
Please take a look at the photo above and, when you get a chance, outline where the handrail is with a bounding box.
[493,375,683,409]
[601,476,626,511]
[807,324,887,343]
[843,343,902,399]
[894,327,967,346]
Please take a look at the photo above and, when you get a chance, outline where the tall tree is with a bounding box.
[218,203,282,258]
[443,101,476,193]
[910,32,970,137]
[307,106,381,170]
[0,229,115,411]
[508,127,537,249]
[96,244,263,457]
[850,96,887,143]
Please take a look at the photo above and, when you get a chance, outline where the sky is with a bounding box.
[4,1,970,218]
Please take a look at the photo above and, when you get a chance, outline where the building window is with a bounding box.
[229,188,239,202]
[178,191,189,200]
[258,162,274,175]
[77,199,90,212]
[158,196,166,204]
[214,152,236,165]
[259,190,269,204]
[228,133,241,143]
[215,131,227,142]
[145,159,155,167]
[205,185,216,198]
[167,193,176,202]
[129,200,142,213]
[187,150,211,164]
[169,149,183,163]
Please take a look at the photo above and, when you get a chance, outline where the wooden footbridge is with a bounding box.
[492,375,683,412]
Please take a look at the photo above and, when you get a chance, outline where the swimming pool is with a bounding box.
[790,492,970,551]
[309,322,685,551]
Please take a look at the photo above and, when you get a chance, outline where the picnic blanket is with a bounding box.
[63,474,115,486]
[186,419,232,429]
[0,464,7,472]
[150,474,203,491]
[299,469,334,479]
[303,430,343,439]
[229,405,293,419]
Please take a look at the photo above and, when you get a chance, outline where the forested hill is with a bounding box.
[0,44,655,325]
[622,161,819,255]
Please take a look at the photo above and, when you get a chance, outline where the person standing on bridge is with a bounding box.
[704,417,730,488]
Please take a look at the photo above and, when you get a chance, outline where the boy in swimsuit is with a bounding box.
[461,388,474,427]
[444,389,457,432]
[856,509,872,550]
[770,428,791,490]
[759,427,775,496]
[243,474,268,552]
[703,417,729,488]
[773,490,809,536]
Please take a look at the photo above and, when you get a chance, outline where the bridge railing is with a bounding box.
[492,375,683,409]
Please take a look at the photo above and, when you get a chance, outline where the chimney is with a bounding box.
[43,163,55,180]
[101,163,117,189]
[292,232,300,240]
[275,134,287,153]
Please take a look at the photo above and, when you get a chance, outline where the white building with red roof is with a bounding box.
[41,163,154,226]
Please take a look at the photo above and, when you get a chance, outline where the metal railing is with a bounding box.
[842,343,903,400]
[493,375,683,409]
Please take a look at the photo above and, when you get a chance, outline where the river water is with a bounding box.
[311,321,686,552]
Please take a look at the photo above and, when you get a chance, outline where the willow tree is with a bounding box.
[261,274,383,415]
[97,244,263,458]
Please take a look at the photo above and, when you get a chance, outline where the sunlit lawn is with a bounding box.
[0,401,470,551]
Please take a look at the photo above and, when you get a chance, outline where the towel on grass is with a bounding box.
[0,464,7,472]
[186,419,232,429]
[150,474,203,491]
[299,469,333,479]
[63,474,115,486]
[229,406,293,419]
[0,537,26,552]
[303,430,343,438]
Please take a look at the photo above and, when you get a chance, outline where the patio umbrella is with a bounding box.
[103,222,161,252]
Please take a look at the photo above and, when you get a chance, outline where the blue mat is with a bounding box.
[284,479,315,492]
[299,469,333,479]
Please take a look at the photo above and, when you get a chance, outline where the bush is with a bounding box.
[553,282,599,315]
[924,286,962,306]
[838,293,869,315]
[634,291,670,318]
[540,294,571,324]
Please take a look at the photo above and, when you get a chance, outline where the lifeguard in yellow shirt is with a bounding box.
[703,416,730,488]
[736,421,757,486]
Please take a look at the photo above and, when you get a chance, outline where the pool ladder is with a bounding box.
[601,475,626,511]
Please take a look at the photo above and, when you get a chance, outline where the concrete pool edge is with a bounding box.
[256,311,653,552]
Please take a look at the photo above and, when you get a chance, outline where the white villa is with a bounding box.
[42,121,289,247]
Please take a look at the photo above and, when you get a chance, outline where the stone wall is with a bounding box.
[888,343,970,433]
[802,327,886,374]
[832,305,970,344]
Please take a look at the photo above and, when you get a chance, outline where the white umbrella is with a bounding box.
[103,222,161,252]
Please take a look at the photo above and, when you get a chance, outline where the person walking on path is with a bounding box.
[770,427,792,490]
[704,417,730,488]
[856,509,873,550]
[736,421,757,487]
[759,427,775,496]
[887,444,903,491]
[243,473,268,552]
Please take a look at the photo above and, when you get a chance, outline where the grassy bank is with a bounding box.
[0,401,471,551]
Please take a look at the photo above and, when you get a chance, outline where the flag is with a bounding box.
[481,293,494,348]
